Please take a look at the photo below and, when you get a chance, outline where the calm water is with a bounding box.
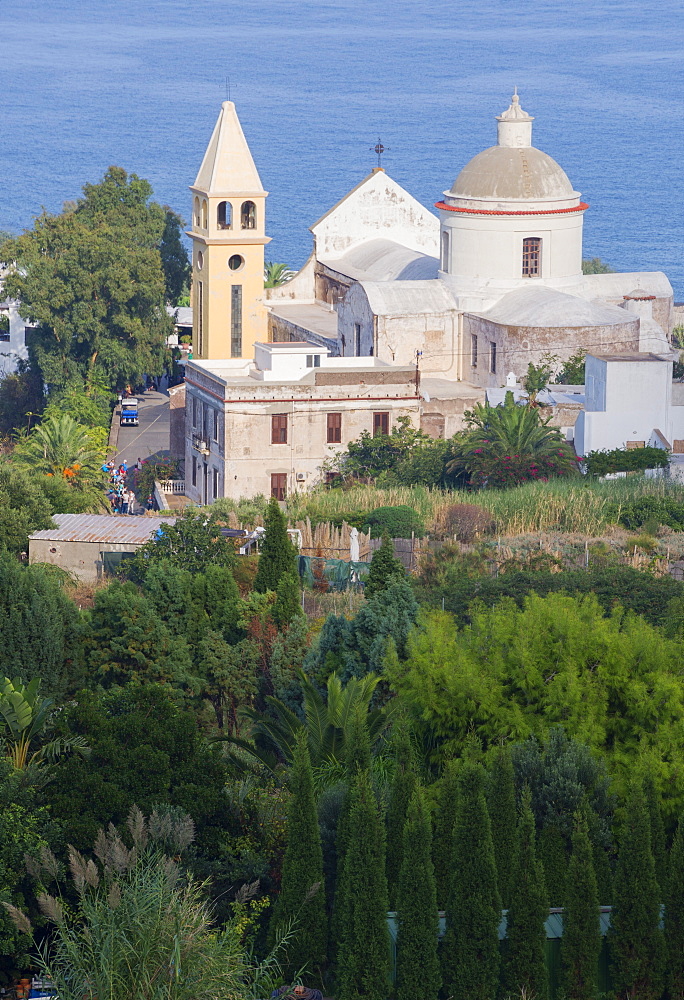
[2,0,684,294]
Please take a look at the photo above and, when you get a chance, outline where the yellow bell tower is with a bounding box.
[189,102,270,360]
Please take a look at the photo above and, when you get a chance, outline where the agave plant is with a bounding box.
[0,676,89,771]
[228,671,395,788]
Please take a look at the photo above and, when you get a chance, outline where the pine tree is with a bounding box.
[487,744,518,909]
[538,823,567,907]
[337,770,390,1000]
[364,532,405,599]
[643,771,667,895]
[395,786,441,1000]
[386,723,417,908]
[253,497,298,593]
[272,570,304,630]
[269,731,327,980]
[561,810,601,1000]
[432,759,459,910]
[609,784,665,1000]
[665,820,684,1000]
[505,786,549,1000]
[442,760,501,1000]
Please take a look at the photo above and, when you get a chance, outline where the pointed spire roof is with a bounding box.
[193,102,266,197]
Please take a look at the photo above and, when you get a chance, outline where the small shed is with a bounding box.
[29,514,177,582]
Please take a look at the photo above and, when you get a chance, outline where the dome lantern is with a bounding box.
[496,89,534,148]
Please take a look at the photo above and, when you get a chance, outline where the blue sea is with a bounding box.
[2,0,684,295]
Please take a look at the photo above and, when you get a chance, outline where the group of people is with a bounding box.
[104,460,137,515]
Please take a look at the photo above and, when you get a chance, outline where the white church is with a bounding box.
[180,93,677,504]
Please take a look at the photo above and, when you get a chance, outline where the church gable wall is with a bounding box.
[463,313,640,388]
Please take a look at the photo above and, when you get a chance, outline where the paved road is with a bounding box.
[112,389,171,467]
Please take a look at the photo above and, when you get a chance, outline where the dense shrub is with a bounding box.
[362,505,425,539]
[585,446,669,477]
[435,503,495,542]
[608,494,684,530]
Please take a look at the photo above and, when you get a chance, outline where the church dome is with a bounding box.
[450,145,576,203]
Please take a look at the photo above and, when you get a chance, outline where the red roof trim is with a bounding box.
[435,201,589,217]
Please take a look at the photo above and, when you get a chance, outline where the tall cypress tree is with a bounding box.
[337,770,390,1000]
[254,497,298,593]
[395,786,441,1000]
[386,723,417,908]
[665,820,684,1000]
[561,810,601,1000]
[272,570,304,630]
[432,759,459,910]
[269,731,327,980]
[609,784,665,1000]
[364,532,405,599]
[643,771,667,895]
[505,786,549,1000]
[442,760,501,1000]
[487,744,518,910]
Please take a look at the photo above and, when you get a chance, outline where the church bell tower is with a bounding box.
[189,102,270,360]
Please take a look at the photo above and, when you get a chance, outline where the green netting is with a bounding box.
[298,555,370,592]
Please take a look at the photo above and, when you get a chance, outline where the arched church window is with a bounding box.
[201,200,208,230]
[522,237,542,277]
[241,201,256,230]
[194,197,201,228]
[441,230,450,272]
[217,201,232,230]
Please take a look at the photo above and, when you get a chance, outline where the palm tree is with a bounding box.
[447,391,578,488]
[0,676,89,771]
[264,261,295,288]
[229,671,395,788]
[14,411,104,481]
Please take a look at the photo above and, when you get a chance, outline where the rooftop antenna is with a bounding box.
[371,137,389,169]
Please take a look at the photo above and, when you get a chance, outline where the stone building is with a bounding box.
[183,94,676,503]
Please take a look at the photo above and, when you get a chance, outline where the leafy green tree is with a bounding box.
[504,787,549,1000]
[395,786,441,1000]
[521,352,559,406]
[2,167,172,396]
[254,498,298,593]
[432,758,459,910]
[387,594,684,816]
[487,744,518,909]
[269,732,327,981]
[272,570,303,631]
[84,581,192,688]
[0,361,45,436]
[446,391,579,488]
[665,820,684,1000]
[46,685,234,857]
[555,349,586,385]
[364,533,405,599]
[196,630,257,732]
[264,261,295,287]
[336,770,390,1000]
[0,461,55,552]
[582,257,614,274]
[608,784,665,1000]
[561,810,601,1000]
[159,208,191,304]
[131,509,237,578]
[0,552,82,697]
[386,723,417,907]
[442,760,501,1000]
[330,415,430,483]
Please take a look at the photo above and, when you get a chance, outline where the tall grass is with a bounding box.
[282,476,684,537]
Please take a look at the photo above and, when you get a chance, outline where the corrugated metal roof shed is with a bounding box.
[29,514,177,545]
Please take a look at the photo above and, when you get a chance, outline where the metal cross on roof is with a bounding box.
[371,138,389,168]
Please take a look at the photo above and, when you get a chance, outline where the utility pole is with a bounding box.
[414,349,422,394]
